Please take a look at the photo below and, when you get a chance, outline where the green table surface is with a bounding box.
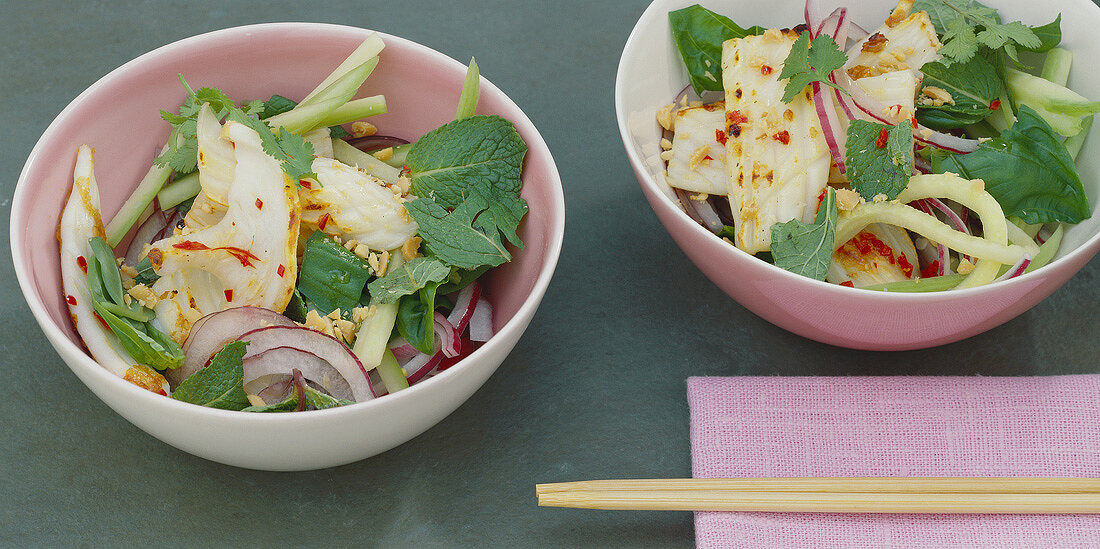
[3,1,1098,546]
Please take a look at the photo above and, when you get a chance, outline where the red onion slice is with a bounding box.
[993,255,1033,282]
[236,325,375,402]
[804,0,828,37]
[675,188,723,233]
[242,346,354,402]
[812,81,849,172]
[388,338,419,361]
[911,200,951,277]
[404,349,444,385]
[434,312,461,358]
[925,197,971,235]
[446,282,482,334]
[343,135,410,153]
[173,306,297,389]
[469,298,494,343]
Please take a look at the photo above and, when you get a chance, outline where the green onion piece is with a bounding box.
[316,95,387,128]
[377,349,410,394]
[89,236,125,305]
[861,274,966,292]
[455,58,480,120]
[105,149,172,246]
[156,171,200,210]
[267,58,378,135]
[1041,48,1073,87]
[381,143,412,168]
[300,34,385,105]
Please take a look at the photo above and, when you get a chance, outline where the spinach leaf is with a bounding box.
[668,5,764,94]
[916,55,1003,129]
[770,189,837,280]
[172,341,250,410]
[396,282,439,355]
[844,120,913,201]
[931,105,1090,223]
[296,231,373,317]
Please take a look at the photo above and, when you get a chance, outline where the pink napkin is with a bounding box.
[688,376,1100,548]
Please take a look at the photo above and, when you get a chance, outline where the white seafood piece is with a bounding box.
[853,69,919,124]
[844,0,942,82]
[148,121,301,344]
[59,145,170,394]
[665,102,728,196]
[300,157,418,251]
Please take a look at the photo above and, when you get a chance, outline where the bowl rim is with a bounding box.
[614,0,1100,301]
[11,22,566,423]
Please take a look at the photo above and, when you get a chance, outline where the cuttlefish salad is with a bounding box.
[660,0,1095,290]
[59,35,528,410]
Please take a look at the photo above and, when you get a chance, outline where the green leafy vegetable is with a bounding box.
[1026,15,1061,53]
[436,265,490,295]
[405,115,528,271]
[668,4,764,94]
[242,385,352,412]
[844,120,913,201]
[770,188,837,281]
[296,231,373,317]
[778,31,848,104]
[914,0,1041,64]
[367,256,451,305]
[916,55,1003,129]
[171,341,250,410]
[931,105,1090,223]
[133,256,159,286]
[396,283,440,355]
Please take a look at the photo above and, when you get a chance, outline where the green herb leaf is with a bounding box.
[436,265,490,295]
[133,256,160,286]
[172,341,250,410]
[916,55,1003,129]
[915,0,1041,64]
[242,386,352,412]
[395,283,439,355]
[1025,15,1061,53]
[668,4,764,94]
[296,231,373,317]
[770,188,837,281]
[778,32,848,104]
[931,105,1090,223]
[404,194,512,270]
[844,120,913,201]
[226,109,317,181]
[367,256,451,305]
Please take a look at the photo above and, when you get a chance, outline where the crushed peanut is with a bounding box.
[372,147,394,161]
[835,188,862,212]
[334,318,356,344]
[659,149,674,162]
[688,145,711,171]
[690,193,708,202]
[343,239,358,251]
[352,305,375,324]
[351,121,377,138]
[304,309,335,337]
[918,86,955,107]
[353,243,371,260]
[656,104,676,131]
[402,236,422,261]
[956,258,975,275]
[660,138,673,150]
[395,174,412,195]
[246,394,266,407]
[127,284,159,309]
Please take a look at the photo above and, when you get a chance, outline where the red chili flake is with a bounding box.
[990,99,1001,110]
[910,117,918,129]
[76,256,88,274]
[715,129,728,145]
[400,166,412,178]
[726,110,748,125]
[702,155,714,161]
[897,254,914,278]
[772,130,791,145]
[840,281,855,288]
[66,295,77,306]
[920,259,941,279]
[299,180,312,189]
[224,289,233,302]
[318,213,331,231]
[760,64,773,76]
[173,240,259,267]
[173,241,210,251]
[875,128,889,148]
[277,264,286,277]
[93,312,109,330]
[255,198,264,210]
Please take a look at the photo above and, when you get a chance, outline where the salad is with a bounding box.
[659,0,1095,290]
[58,34,528,411]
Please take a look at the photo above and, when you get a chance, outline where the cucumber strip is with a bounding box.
[1006,67,1093,136]
[267,58,378,135]
[332,139,400,182]
[352,252,405,371]
[1064,115,1093,161]
[156,171,200,210]
[300,33,385,105]
[315,95,387,128]
[1008,216,1043,239]
[1022,224,1064,274]
[455,58,480,120]
[377,349,410,394]
[862,274,965,292]
[105,146,172,246]
[1040,48,1072,87]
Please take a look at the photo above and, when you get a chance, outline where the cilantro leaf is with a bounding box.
[367,256,451,305]
[915,0,1041,64]
[226,109,317,181]
[171,341,250,410]
[844,120,914,201]
[770,188,837,281]
[668,5,764,94]
[778,32,847,103]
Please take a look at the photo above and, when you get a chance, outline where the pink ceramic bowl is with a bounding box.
[617,0,1100,350]
[11,23,564,470]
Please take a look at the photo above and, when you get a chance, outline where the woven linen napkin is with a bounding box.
[688,376,1100,548]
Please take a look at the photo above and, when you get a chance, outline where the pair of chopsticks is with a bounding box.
[536,478,1100,514]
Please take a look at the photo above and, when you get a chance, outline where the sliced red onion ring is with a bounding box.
[173,307,297,389]
[446,282,482,334]
[343,135,410,153]
[804,0,828,37]
[256,376,293,404]
[469,298,494,343]
[925,198,971,235]
[237,325,375,402]
[847,21,870,42]
[812,81,849,172]
[242,346,354,402]
[675,188,723,233]
[388,338,419,361]
[404,348,444,385]
[911,200,951,277]
[434,312,462,358]
[993,255,1033,282]
[125,208,168,264]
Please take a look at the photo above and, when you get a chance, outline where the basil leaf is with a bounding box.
[931,105,1090,223]
[916,55,1003,129]
[368,256,450,305]
[668,5,764,94]
[396,282,439,355]
[172,341,250,410]
[296,231,373,317]
[770,188,837,281]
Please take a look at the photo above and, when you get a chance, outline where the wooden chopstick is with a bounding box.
[536,478,1100,514]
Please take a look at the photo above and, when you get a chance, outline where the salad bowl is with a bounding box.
[616,0,1100,350]
[11,23,565,470]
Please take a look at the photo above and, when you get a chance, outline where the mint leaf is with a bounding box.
[778,32,847,103]
[916,55,1003,129]
[770,188,837,281]
[242,386,352,412]
[931,105,1090,224]
[404,194,512,270]
[367,256,451,305]
[845,120,913,201]
[915,0,999,34]
[171,341,250,410]
[1026,15,1061,53]
[668,5,764,94]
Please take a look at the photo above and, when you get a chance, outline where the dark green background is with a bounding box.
[2,1,1097,546]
